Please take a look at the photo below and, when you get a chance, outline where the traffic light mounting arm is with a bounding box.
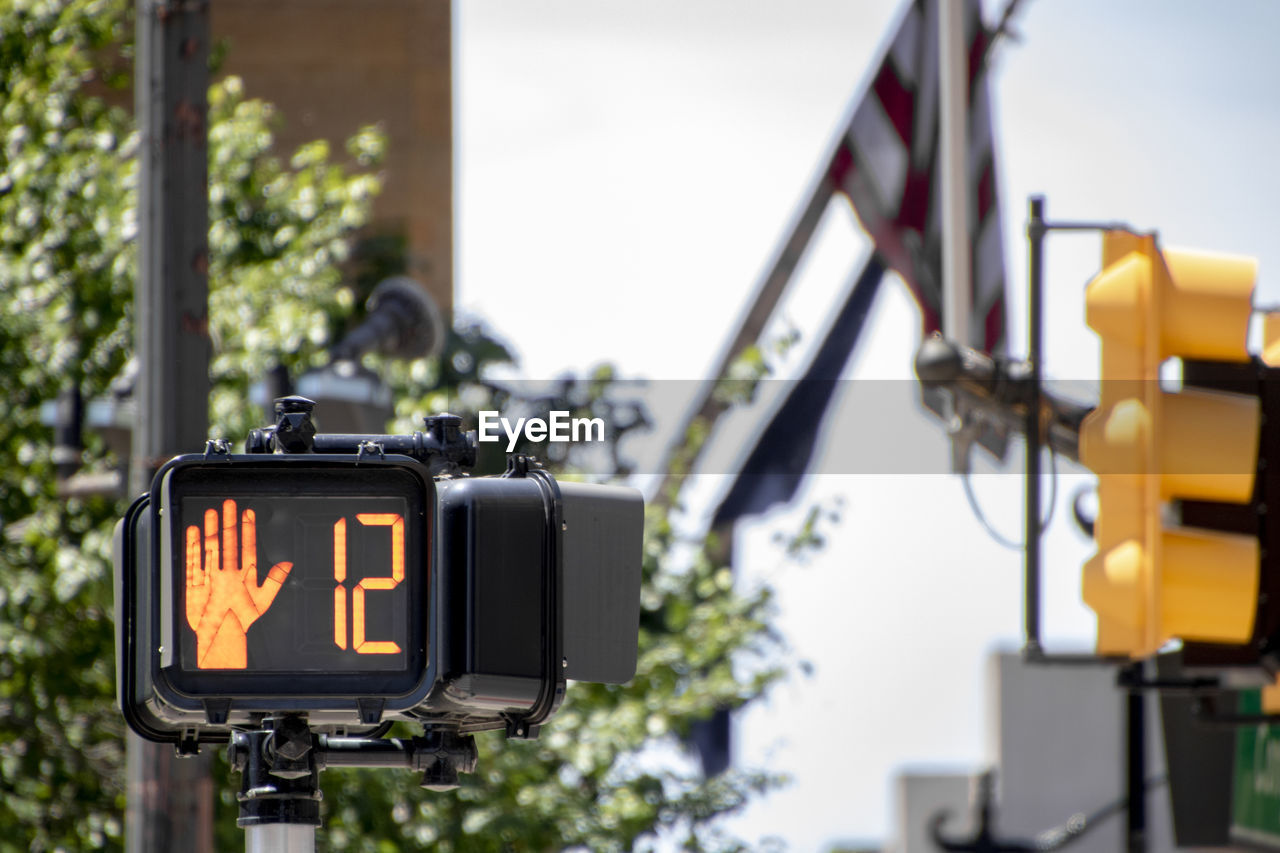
[1022,197,1151,665]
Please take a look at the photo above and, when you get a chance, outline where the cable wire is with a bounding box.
[962,443,1058,551]
[1033,774,1168,851]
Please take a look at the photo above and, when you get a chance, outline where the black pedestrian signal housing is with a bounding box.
[113,406,643,749]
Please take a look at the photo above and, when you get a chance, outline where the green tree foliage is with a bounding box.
[0,1,788,850]
[1,2,140,848]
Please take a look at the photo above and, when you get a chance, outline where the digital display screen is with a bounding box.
[162,465,427,694]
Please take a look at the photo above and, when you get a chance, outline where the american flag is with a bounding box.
[828,0,1007,355]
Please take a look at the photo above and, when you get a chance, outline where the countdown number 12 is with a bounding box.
[332,513,404,654]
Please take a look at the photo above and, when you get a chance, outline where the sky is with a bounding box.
[454,1,1280,849]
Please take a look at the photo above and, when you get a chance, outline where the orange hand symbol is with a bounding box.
[184,499,293,669]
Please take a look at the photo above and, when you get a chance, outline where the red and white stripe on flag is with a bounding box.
[827,0,1007,355]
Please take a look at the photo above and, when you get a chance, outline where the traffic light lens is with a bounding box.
[179,494,411,672]
[160,462,428,698]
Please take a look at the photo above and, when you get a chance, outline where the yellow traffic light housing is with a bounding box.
[1080,232,1261,658]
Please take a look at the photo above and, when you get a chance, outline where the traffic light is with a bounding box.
[114,403,643,750]
[1079,232,1262,658]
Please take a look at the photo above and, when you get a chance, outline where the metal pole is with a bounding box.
[1125,664,1148,853]
[245,825,317,853]
[127,0,214,850]
[939,0,971,346]
[1023,196,1045,656]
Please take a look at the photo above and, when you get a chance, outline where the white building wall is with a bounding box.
[893,771,976,853]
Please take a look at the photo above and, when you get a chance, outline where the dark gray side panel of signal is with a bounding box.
[470,490,545,678]
[113,503,151,717]
[113,517,128,714]
[559,483,643,684]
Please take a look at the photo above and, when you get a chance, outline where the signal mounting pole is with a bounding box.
[127,0,215,850]
[939,0,971,347]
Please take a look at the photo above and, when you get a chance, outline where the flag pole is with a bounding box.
[939,0,972,347]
